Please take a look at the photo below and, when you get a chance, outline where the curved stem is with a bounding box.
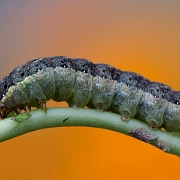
[0,107,180,157]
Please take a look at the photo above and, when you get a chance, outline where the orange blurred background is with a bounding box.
[0,1,180,179]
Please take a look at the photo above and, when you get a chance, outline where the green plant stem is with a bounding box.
[0,107,180,157]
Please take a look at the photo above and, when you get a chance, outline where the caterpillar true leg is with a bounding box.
[24,105,31,114]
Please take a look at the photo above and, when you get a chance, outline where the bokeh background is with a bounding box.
[0,0,180,179]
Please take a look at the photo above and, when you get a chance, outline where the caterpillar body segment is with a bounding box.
[88,76,116,111]
[110,83,144,121]
[135,92,168,129]
[52,67,76,102]
[67,71,93,108]
[163,103,180,132]
[32,67,55,100]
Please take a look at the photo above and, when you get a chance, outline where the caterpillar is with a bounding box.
[0,56,180,132]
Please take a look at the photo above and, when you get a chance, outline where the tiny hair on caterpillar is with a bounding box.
[0,56,180,132]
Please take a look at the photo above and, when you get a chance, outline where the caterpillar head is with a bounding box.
[0,102,10,119]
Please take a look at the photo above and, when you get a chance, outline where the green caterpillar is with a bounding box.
[0,56,180,132]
